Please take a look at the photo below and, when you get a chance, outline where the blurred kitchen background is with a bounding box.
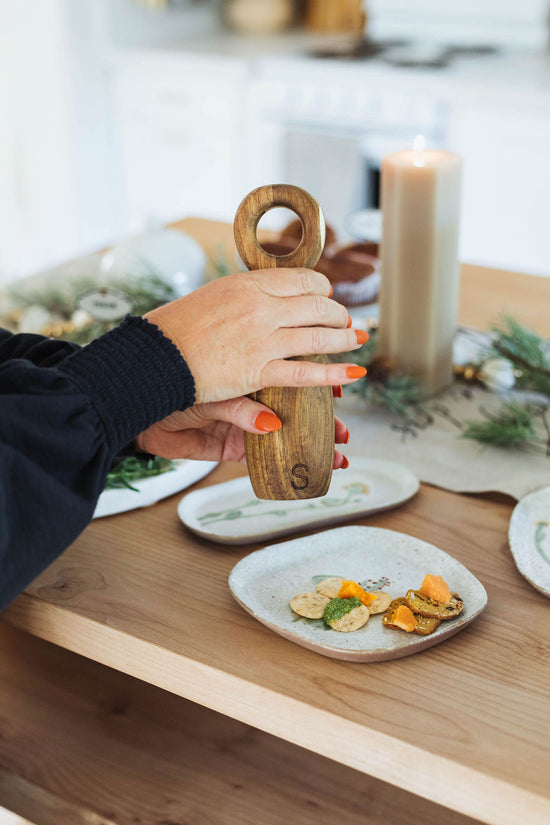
[1,0,550,289]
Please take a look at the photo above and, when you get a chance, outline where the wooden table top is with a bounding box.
[3,219,550,825]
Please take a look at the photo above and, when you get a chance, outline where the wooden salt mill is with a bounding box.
[233,184,334,500]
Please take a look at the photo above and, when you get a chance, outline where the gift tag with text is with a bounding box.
[77,289,134,323]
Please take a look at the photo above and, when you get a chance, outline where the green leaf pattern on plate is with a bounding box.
[289,572,392,630]
[310,573,391,591]
[534,520,550,565]
[198,483,370,526]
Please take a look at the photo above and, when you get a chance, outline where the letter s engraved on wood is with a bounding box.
[291,463,310,490]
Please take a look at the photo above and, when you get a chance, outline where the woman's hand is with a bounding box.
[145,267,366,404]
[135,395,351,469]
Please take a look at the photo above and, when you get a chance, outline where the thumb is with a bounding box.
[198,397,282,434]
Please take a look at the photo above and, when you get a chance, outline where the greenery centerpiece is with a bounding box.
[1,260,182,492]
[5,264,177,345]
[347,315,550,456]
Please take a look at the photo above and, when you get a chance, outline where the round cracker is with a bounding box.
[382,596,442,635]
[289,592,330,619]
[367,591,392,615]
[382,597,409,630]
[315,577,344,599]
[327,604,370,632]
[405,590,464,620]
[413,613,441,636]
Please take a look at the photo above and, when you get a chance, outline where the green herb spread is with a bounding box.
[323,596,361,625]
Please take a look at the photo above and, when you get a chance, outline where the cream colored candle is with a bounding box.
[378,138,462,394]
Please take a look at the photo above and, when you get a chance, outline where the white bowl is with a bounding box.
[101,228,206,297]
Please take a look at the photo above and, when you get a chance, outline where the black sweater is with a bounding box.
[0,316,195,611]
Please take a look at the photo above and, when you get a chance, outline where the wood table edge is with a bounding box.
[4,596,549,825]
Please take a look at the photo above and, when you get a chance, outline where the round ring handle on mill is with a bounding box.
[233,184,334,501]
[234,183,326,271]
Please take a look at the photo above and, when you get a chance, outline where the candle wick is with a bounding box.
[413,134,426,166]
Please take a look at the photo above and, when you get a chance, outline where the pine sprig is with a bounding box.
[462,401,537,447]
[491,316,550,395]
[360,374,425,417]
[346,334,377,373]
[346,331,425,416]
[118,270,176,317]
[8,277,98,320]
[8,265,177,344]
[105,456,175,492]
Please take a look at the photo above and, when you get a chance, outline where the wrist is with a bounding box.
[58,315,196,454]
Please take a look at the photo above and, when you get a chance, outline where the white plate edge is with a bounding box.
[94,459,218,518]
[178,459,420,544]
[509,486,550,597]
[228,525,488,658]
[229,525,488,614]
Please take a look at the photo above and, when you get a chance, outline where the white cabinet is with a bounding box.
[3,0,550,285]
[369,0,549,47]
[108,51,550,278]
[110,59,248,234]
[448,99,550,276]
[0,0,117,286]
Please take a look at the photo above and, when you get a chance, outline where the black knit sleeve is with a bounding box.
[0,316,195,610]
[0,328,80,367]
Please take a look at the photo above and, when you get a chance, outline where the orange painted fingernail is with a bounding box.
[332,385,342,398]
[341,456,349,469]
[329,285,333,298]
[355,329,369,345]
[254,411,282,432]
[347,315,352,328]
[344,428,350,444]
[346,366,367,379]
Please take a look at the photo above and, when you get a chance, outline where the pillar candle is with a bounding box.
[378,138,462,394]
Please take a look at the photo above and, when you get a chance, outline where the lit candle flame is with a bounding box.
[413,134,426,152]
[413,134,426,167]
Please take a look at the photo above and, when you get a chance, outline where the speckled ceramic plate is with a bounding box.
[94,460,217,518]
[178,458,419,545]
[229,525,487,662]
[509,486,550,597]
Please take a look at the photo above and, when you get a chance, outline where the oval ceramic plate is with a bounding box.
[509,486,550,597]
[229,525,487,662]
[94,460,217,518]
[177,458,419,545]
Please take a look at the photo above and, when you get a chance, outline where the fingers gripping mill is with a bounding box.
[233,184,335,501]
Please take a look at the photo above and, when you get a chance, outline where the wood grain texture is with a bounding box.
[245,381,334,499]
[0,623,482,825]
[2,219,550,825]
[305,0,366,32]
[234,185,334,499]
[233,184,326,272]
[4,469,550,824]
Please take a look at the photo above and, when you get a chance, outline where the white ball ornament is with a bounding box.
[480,357,516,392]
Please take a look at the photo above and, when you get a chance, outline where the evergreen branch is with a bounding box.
[362,374,425,417]
[541,407,550,456]
[105,456,175,491]
[491,315,550,394]
[462,401,537,448]
[346,335,378,372]
[342,329,426,416]
[493,342,550,387]
[8,264,177,344]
